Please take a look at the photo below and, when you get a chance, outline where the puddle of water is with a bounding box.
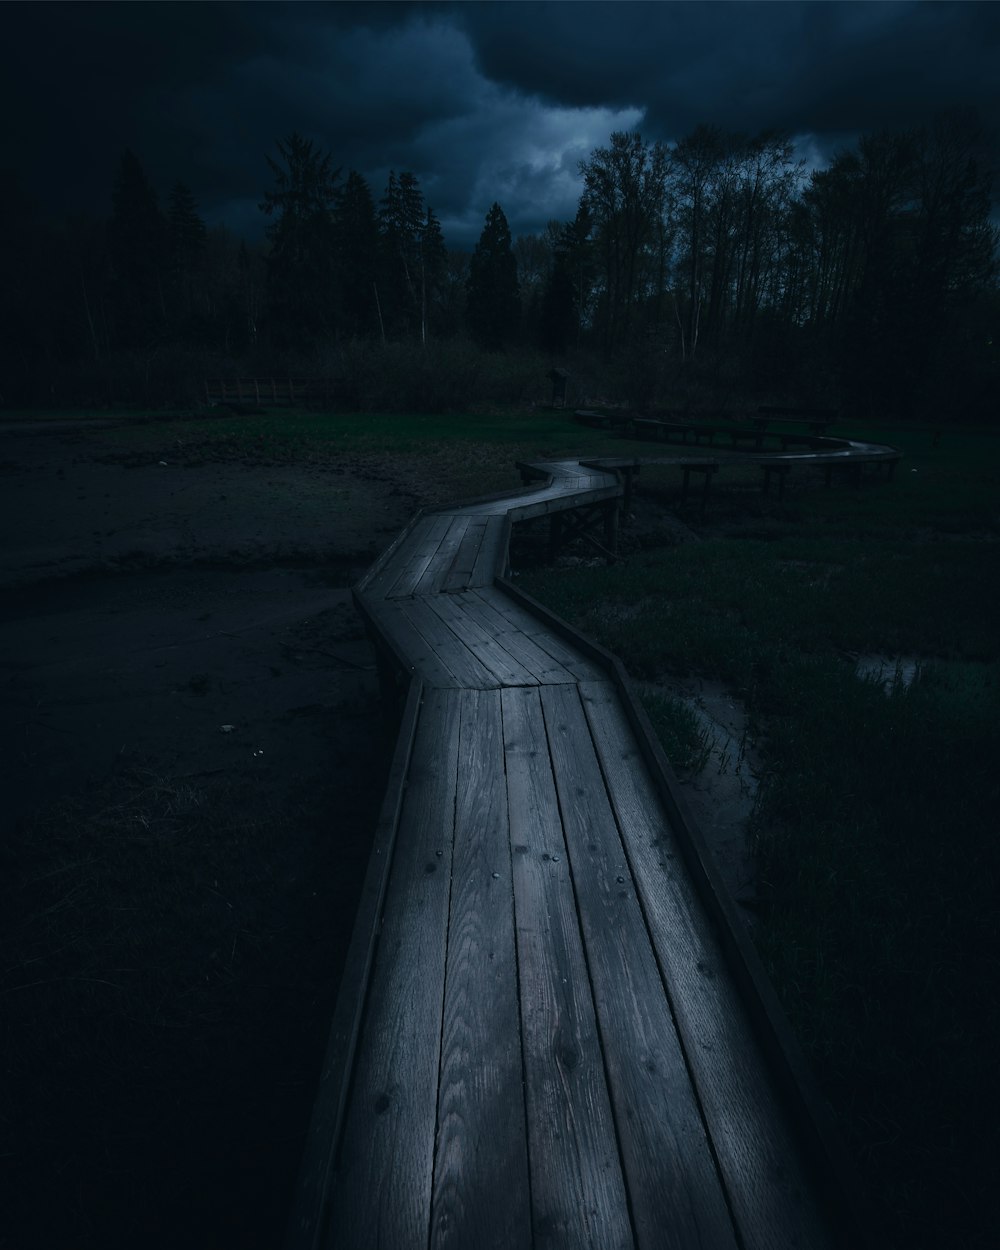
[854,653,921,693]
[638,675,759,920]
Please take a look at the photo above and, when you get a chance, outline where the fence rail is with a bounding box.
[203,378,342,407]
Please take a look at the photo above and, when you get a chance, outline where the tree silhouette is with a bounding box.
[378,170,426,337]
[166,182,207,336]
[335,170,379,339]
[539,249,577,355]
[580,132,669,352]
[259,133,341,346]
[419,206,447,344]
[110,149,168,347]
[466,202,520,348]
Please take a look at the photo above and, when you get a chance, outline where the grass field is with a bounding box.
[519,420,1000,1250]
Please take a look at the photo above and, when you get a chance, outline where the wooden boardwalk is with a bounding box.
[286,452,890,1250]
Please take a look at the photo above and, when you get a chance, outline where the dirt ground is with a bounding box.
[0,417,417,1249]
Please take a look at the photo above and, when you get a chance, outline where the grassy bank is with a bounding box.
[519,421,1000,1248]
[50,403,642,504]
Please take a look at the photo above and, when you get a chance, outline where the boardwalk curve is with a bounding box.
[287,433,898,1250]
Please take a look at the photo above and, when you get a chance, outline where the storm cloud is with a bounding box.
[3,0,997,248]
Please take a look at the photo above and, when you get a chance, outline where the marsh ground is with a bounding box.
[1,414,414,1248]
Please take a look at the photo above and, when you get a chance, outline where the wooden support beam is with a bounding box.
[548,512,563,562]
[543,501,619,563]
[761,463,792,498]
[603,497,619,556]
[680,464,718,516]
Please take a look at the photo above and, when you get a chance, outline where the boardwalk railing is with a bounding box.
[204,377,342,406]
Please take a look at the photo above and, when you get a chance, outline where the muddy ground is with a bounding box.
[0,414,755,1249]
[0,416,419,1249]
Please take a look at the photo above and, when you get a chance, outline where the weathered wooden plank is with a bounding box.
[501,685,634,1250]
[365,514,454,599]
[285,680,424,1250]
[470,588,609,682]
[467,514,509,586]
[325,690,461,1249]
[453,592,579,684]
[361,598,463,688]
[383,514,457,599]
[410,515,474,597]
[396,597,501,690]
[441,516,490,591]
[467,477,616,519]
[507,483,621,523]
[424,593,538,687]
[355,509,427,595]
[430,689,531,1248]
[539,682,739,1250]
[578,681,835,1250]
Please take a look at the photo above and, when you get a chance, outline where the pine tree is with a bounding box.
[259,133,341,345]
[166,182,207,335]
[378,170,426,336]
[466,202,521,348]
[335,170,379,339]
[167,183,206,267]
[539,249,577,354]
[238,240,264,349]
[109,149,168,347]
[419,206,447,344]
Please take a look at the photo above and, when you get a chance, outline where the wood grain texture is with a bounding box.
[501,685,635,1250]
[382,514,457,599]
[430,689,531,1249]
[354,509,428,595]
[365,515,454,599]
[470,588,609,682]
[506,483,621,523]
[441,516,490,591]
[424,592,539,687]
[539,682,739,1250]
[396,597,501,690]
[284,680,423,1250]
[363,599,463,688]
[578,682,835,1250]
[410,515,474,597]
[453,592,580,683]
[325,689,461,1249]
[468,514,509,586]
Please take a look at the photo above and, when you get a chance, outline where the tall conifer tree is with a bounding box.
[419,206,447,343]
[259,133,341,345]
[110,149,168,346]
[466,202,521,347]
[166,182,207,334]
[335,170,379,339]
[378,170,426,336]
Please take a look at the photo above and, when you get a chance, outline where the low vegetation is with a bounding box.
[57,400,643,504]
[520,421,1000,1250]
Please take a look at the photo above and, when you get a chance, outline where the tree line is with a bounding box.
[2,108,997,417]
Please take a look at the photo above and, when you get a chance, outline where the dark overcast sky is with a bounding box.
[3,0,998,250]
